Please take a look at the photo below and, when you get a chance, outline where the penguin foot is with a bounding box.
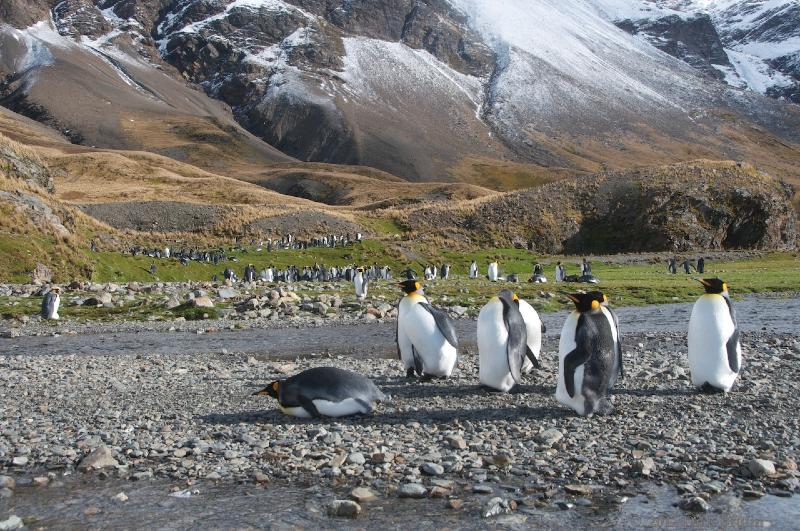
[699,382,725,394]
[406,368,417,379]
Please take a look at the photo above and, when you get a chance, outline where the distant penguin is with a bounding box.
[517,297,545,374]
[396,279,458,378]
[488,261,499,282]
[41,287,61,320]
[354,267,369,300]
[253,367,387,418]
[688,278,741,393]
[478,289,532,392]
[556,292,623,416]
[470,261,478,279]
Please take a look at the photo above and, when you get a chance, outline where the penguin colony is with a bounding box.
[253,274,740,418]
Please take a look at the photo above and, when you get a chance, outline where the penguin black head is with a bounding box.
[566,292,605,313]
[399,279,423,294]
[253,380,280,398]
[586,290,609,306]
[402,268,416,280]
[498,289,519,304]
[698,278,727,295]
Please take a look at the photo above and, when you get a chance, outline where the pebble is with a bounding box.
[398,483,427,499]
[0,476,15,490]
[328,500,362,518]
[745,459,776,478]
[350,487,377,503]
[536,429,563,447]
[0,516,23,531]
[421,463,445,476]
[78,446,118,470]
[679,497,710,513]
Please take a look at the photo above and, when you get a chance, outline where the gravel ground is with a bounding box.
[1,320,798,521]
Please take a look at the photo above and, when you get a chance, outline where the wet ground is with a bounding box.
[1,296,797,360]
[3,475,798,530]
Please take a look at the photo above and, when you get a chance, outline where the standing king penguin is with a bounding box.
[254,367,387,418]
[354,267,369,300]
[397,279,459,378]
[478,290,534,392]
[487,261,500,282]
[687,278,741,392]
[41,287,61,320]
[556,292,623,416]
[517,297,545,374]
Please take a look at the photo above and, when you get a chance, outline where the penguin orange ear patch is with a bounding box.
[272,382,279,391]
[591,300,600,310]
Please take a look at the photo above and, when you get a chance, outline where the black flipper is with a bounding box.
[563,347,591,398]
[541,322,547,335]
[395,310,402,361]
[500,298,527,384]
[419,302,459,349]
[525,346,541,369]
[610,308,624,379]
[723,296,740,374]
[726,328,741,373]
[411,345,424,376]
[297,395,322,418]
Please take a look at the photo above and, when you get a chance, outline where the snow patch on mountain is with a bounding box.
[340,37,484,116]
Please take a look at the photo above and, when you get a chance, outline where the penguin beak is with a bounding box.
[697,279,709,286]
[565,294,578,304]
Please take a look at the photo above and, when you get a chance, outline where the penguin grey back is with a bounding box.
[497,290,528,384]
[281,367,387,405]
[41,292,57,318]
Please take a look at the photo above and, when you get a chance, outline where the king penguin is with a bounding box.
[517,297,545,374]
[354,267,369,300]
[396,279,459,378]
[487,261,499,282]
[478,290,532,392]
[253,367,387,418]
[687,278,741,393]
[556,291,623,416]
[41,287,61,320]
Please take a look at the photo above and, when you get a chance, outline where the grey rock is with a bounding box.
[745,459,776,478]
[421,462,444,476]
[328,499,361,518]
[78,446,118,470]
[398,483,427,499]
[535,429,563,447]
[0,515,23,530]
[679,496,710,512]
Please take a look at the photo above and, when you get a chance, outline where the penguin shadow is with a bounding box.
[613,387,695,398]
[371,376,552,401]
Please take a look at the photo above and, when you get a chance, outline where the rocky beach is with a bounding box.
[1,293,798,529]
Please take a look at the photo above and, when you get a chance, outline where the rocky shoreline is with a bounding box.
[1,316,798,524]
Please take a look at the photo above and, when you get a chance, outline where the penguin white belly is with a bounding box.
[688,295,739,392]
[556,312,587,415]
[478,301,515,392]
[280,398,369,418]
[399,298,457,377]
[488,264,499,282]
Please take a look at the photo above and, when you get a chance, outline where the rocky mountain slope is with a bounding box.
[0,0,798,186]
[595,0,799,102]
[406,160,797,253]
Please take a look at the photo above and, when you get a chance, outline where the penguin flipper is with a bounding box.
[726,328,741,373]
[411,345,424,376]
[525,346,541,369]
[297,396,323,418]
[610,308,624,379]
[501,300,527,384]
[419,302,459,349]
[541,321,547,335]
[563,348,591,398]
[395,315,402,361]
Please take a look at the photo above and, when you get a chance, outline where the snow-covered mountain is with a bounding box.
[0,0,798,182]
[593,0,799,102]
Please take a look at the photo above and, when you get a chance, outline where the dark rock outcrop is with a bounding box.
[617,14,731,80]
[78,201,226,232]
[409,162,797,253]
